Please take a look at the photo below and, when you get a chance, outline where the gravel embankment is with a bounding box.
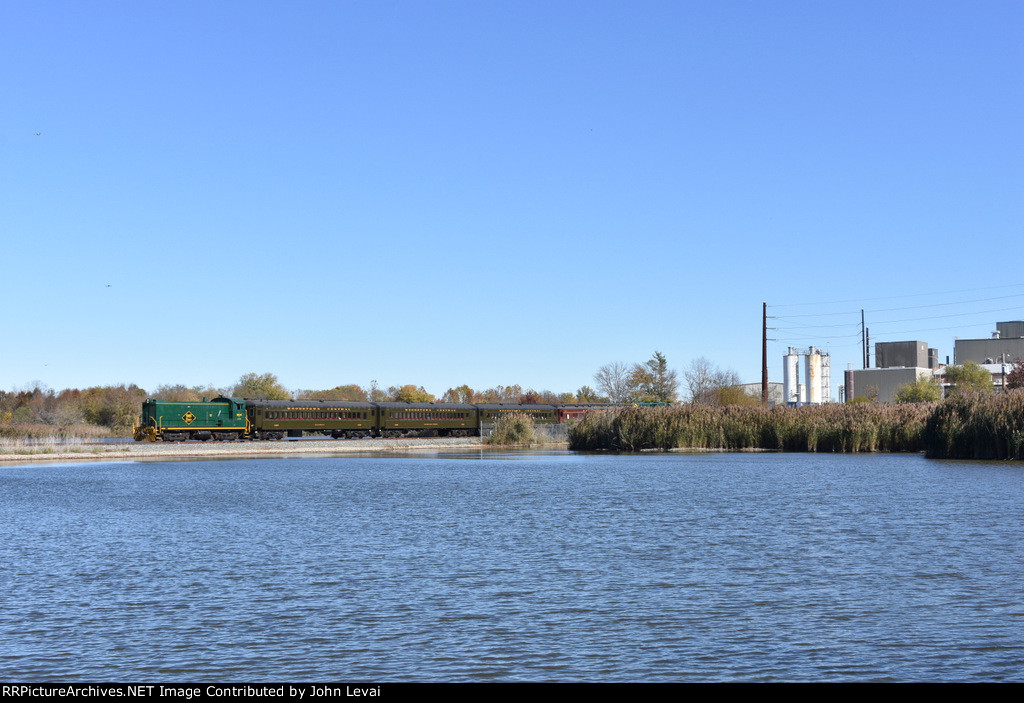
[0,437,488,464]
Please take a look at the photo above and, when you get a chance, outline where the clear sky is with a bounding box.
[2,1,1022,399]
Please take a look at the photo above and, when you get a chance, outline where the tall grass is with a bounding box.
[0,435,95,455]
[568,403,933,453]
[487,413,536,445]
[923,391,1024,460]
[0,423,112,440]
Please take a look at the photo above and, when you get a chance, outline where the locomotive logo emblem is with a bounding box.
[182,411,196,425]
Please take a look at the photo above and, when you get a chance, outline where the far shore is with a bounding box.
[0,436,495,465]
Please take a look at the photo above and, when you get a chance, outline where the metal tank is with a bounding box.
[805,347,822,405]
[783,347,800,405]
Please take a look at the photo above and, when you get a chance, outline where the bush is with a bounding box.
[894,377,942,403]
[488,413,535,445]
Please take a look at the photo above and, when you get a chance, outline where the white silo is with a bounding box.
[783,347,800,405]
[805,347,822,405]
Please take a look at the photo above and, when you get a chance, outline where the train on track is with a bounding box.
[133,396,609,442]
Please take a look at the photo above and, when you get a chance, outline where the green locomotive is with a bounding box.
[134,397,249,441]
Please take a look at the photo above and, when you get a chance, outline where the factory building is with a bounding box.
[843,366,933,404]
[875,341,938,370]
[954,321,1024,365]
[842,340,936,403]
[737,382,784,405]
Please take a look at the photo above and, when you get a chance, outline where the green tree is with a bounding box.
[894,376,942,403]
[943,361,993,395]
[630,351,679,403]
[575,385,605,402]
[232,372,290,400]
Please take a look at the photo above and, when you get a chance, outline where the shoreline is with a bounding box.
[0,436,492,465]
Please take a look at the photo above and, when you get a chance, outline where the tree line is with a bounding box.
[11,350,997,438]
[0,351,740,437]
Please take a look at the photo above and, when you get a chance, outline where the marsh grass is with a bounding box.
[923,390,1024,459]
[0,423,112,440]
[0,434,103,455]
[568,403,934,453]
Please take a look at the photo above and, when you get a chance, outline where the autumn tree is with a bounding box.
[296,385,368,402]
[473,385,524,403]
[152,384,221,402]
[1005,358,1024,391]
[389,385,435,402]
[519,389,547,404]
[713,384,761,407]
[630,351,679,403]
[232,372,290,400]
[79,385,147,431]
[441,385,476,404]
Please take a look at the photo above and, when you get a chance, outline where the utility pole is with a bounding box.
[861,309,866,368]
[762,302,768,404]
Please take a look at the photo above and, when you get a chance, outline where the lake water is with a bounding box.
[1,450,1021,682]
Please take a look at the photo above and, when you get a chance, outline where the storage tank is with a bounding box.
[783,348,800,405]
[805,347,822,404]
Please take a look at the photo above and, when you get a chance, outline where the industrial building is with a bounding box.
[954,321,1024,365]
[843,366,933,403]
[874,341,938,370]
[841,340,937,403]
[738,382,783,405]
[840,321,1023,402]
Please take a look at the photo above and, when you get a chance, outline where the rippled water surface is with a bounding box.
[1,451,1022,681]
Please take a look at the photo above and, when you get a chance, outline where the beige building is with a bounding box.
[843,367,932,404]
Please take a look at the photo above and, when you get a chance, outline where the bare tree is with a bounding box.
[685,357,716,404]
[685,357,741,404]
[594,361,633,403]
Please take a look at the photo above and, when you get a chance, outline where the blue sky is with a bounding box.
[2,1,1022,399]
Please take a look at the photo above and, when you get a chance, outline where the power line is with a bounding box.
[775,305,1024,332]
[769,283,1024,309]
[772,293,1024,319]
